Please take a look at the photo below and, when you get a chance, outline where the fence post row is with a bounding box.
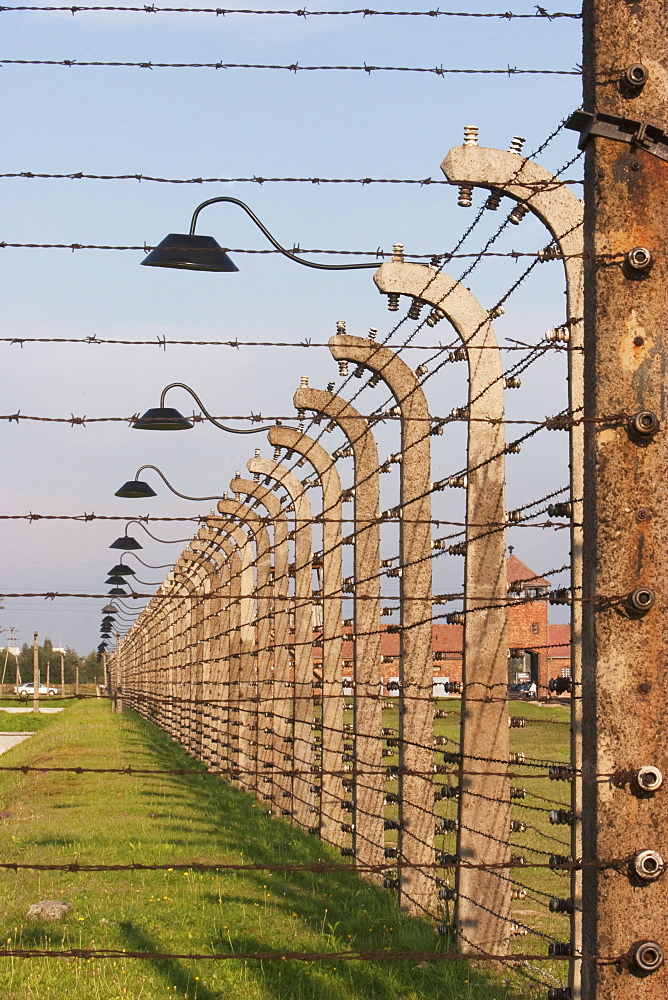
[245,454,315,832]
[292,386,385,880]
[267,424,345,848]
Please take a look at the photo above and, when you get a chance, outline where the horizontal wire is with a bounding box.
[0,241,619,260]
[0,171,583,187]
[0,946,582,963]
[0,58,583,74]
[0,5,584,18]
[0,857,627,874]
[0,336,578,351]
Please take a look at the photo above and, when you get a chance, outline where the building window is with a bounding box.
[531,622,539,634]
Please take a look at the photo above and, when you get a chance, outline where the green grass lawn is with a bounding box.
[0,702,516,1000]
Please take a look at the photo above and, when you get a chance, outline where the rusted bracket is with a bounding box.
[566,108,668,163]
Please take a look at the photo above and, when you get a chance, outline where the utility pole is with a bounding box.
[571,0,668,996]
[60,650,65,697]
[75,659,79,697]
[32,631,40,714]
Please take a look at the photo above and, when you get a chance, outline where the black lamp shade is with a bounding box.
[110,535,143,550]
[102,604,118,614]
[115,480,157,499]
[108,588,129,596]
[108,564,135,577]
[106,576,125,586]
[141,233,239,272]
[132,407,194,431]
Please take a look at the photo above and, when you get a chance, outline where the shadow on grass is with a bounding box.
[116,708,510,1000]
[119,921,223,1000]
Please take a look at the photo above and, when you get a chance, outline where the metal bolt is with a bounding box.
[626,587,655,613]
[630,940,664,973]
[629,410,660,437]
[631,849,665,881]
[300,375,309,387]
[626,245,652,270]
[633,765,663,794]
[624,62,649,88]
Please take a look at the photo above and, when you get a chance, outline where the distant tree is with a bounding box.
[6,640,101,686]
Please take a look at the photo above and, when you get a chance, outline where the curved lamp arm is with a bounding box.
[189,195,379,272]
[123,519,194,545]
[159,382,271,435]
[120,551,176,571]
[134,465,222,502]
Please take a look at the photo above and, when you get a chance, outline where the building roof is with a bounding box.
[506,553,550,588]
[548,622,571,659]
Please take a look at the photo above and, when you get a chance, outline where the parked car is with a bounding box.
[508,680,537,699]
[14,682,59,700]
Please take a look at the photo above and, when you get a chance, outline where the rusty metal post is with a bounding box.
[268,422,345,847]
[229,477,292,817]
[442,142,585,980]
[293,386,385,877]
[246,454,315,831]
[572,2,668,995]
[328,331,435,918]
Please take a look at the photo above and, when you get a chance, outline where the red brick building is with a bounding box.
[317,554,571,696]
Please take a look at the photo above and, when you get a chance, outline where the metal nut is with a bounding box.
[629,411,660,438]
[626,246,652,271]
[626,587,656,613]
[633,765,663,794]
[624,63,649,88]
[631,849,665,881]
[630,940,664,973]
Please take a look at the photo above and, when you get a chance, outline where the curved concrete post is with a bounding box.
[212,503,273,800]
[268,424,345,847]
[442,146,584,973]
[293,387,384,879]
[246,454,315,831]
[373,262,510,944]
[328,332,435,918]
[229,477,292,817]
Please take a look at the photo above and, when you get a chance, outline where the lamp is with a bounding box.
[101,604,119,614]
[115,464,223,502]
[105,576,126,586]
[141,196,380,274]
[109,529,143,551]
[108,588,129,596]
[132,384,269,435]
[114,478,157,499]
[108,564,136,577]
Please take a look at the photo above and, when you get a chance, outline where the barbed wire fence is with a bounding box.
[45,131,583,1000]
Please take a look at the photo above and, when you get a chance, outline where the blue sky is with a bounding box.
[0,1,582,654]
